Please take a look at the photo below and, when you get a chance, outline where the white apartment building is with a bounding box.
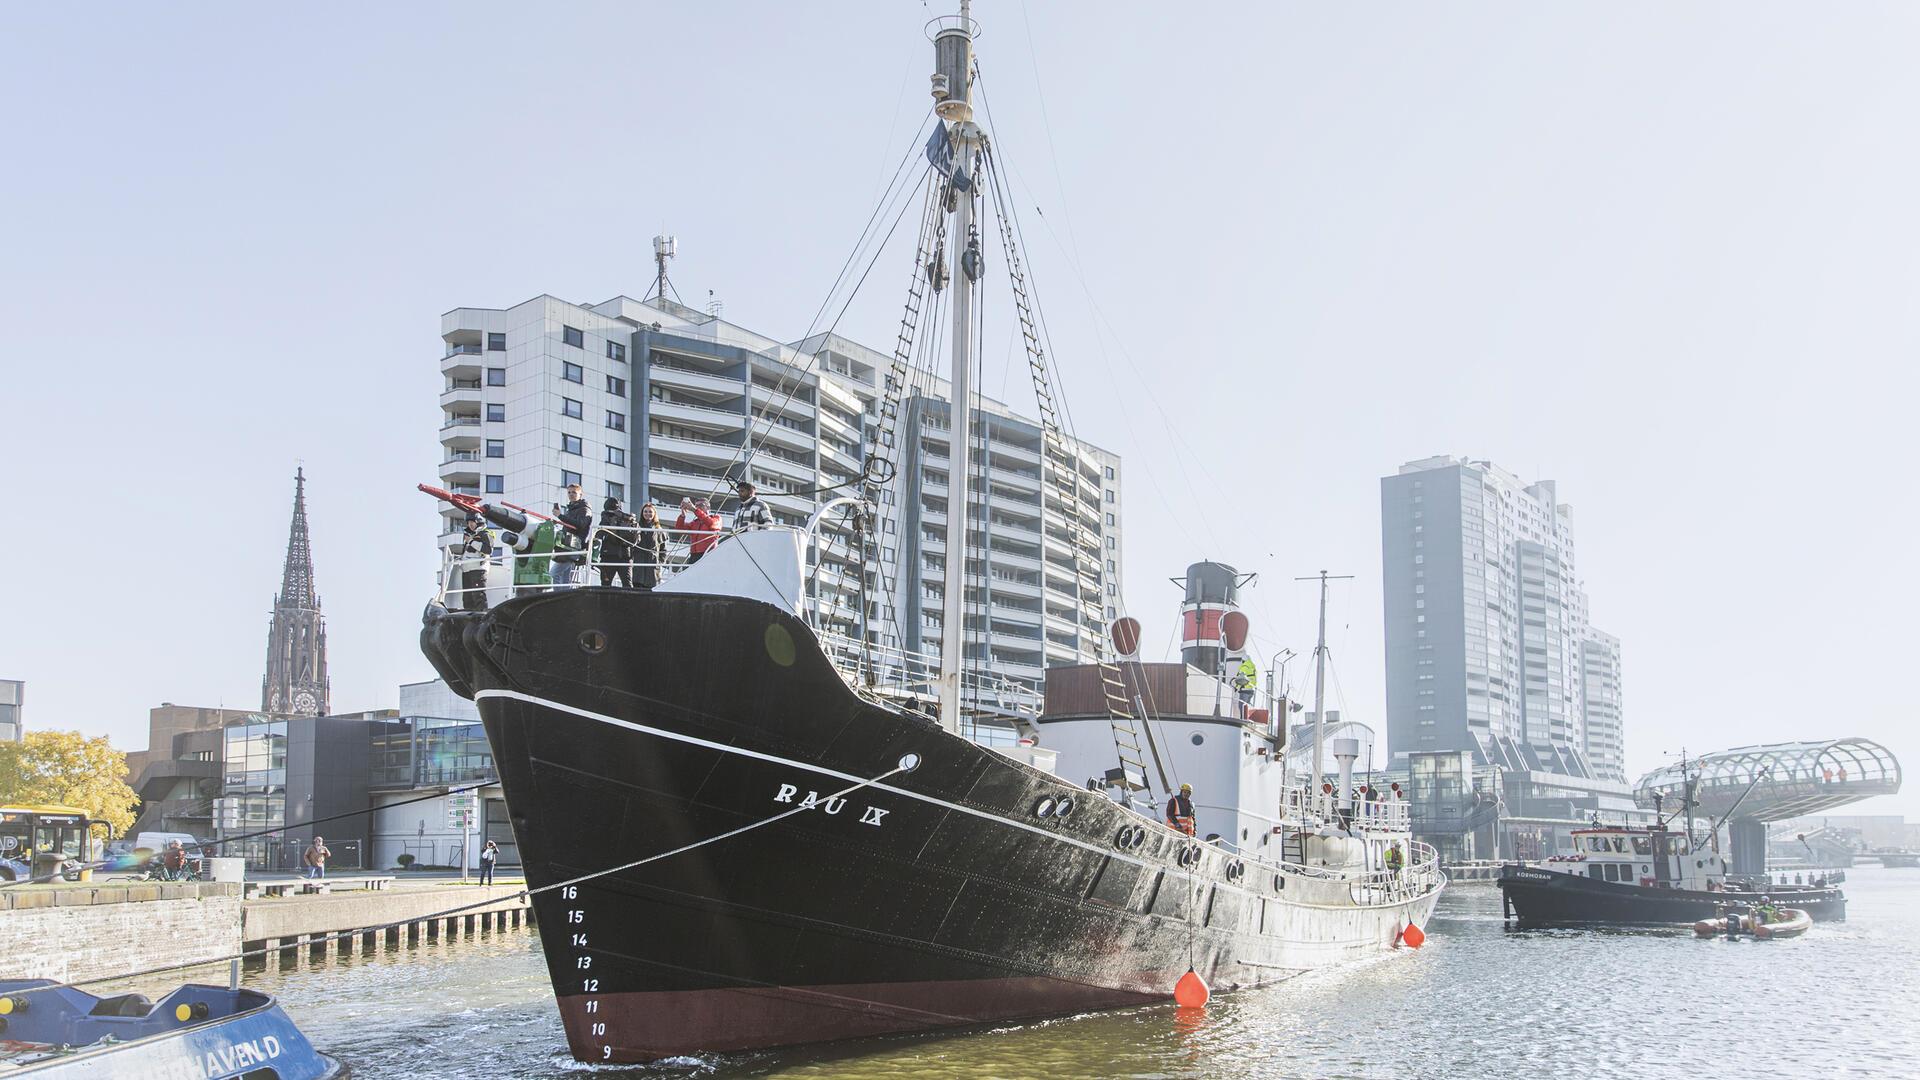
[436,293,1122,697]
[1580,630,1626,783]
[1382,456,1621,776]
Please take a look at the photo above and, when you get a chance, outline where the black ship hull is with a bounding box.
[1499,865,1846,926]
[421,588,1441,1063]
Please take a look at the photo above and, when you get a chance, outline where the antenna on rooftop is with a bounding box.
[650,234,677,302]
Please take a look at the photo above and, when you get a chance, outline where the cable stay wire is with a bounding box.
[705,114,939,507]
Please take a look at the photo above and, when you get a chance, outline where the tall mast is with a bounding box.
[1298,570,1352,797]
[933,2,978,734]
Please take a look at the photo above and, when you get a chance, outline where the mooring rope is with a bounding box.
[6,758,917,1003]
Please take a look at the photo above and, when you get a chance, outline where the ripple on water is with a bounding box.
[178,868,1920,1079]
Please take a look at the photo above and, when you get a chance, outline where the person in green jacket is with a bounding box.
[1233,657,1257,707]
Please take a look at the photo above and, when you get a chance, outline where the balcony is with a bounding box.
[746,415,816,453]
[748,381,816,418]
[649,397,746,430]
[440,385,484,410]
[439,415,483,448]
[440,342,483,379]
[439,453,482,485]
[650,361,746,397]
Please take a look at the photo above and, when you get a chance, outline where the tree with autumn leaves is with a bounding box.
[0,731,139,837]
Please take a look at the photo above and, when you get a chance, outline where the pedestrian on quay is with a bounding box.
[302,836,331,881]
[479,840,499,886]
[596,497,639,588]
[552,483,593,586]
[633,501,668,589]
[676,497,721,564]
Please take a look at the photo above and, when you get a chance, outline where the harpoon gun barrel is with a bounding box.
[417,483,548,534]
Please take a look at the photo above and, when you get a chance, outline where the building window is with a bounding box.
[1106,536,1116,550]
[1105,605,1117,620]
[1106,583,1117,597]
[487,332,506,351]
[1107,559,1117,573]
[607,340,626,363]
[561,434,583,456]
[606,374,626,396]
[562,398,583,420]
[562,361,584,384]
[561,469,582,488]
[485,439,505,459]
[1104,465,1115,480]
[484,475,504,494]
[1106,512,1116,526]
[563,326,584,348]
[485,403,506,423]
[1105,490,1116,503]
[606,446,626,466]
[486,367,506,386]
[608,480,625,500]
[606,410,626,432]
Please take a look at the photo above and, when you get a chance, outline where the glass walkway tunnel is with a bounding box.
[1634,738,1901,875]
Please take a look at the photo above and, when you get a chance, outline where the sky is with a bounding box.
[2,2,1915,815]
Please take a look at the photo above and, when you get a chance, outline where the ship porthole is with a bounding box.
[1034,797,1056,818]
[1273,874,1284,891]
[1133,827,1148,850]
[763,623,797,667]
[1115,826,1134,848]
[897,752,921,773]
[1190,733,1205,746]
[1055,797,1075,819]
[578,629,608,655]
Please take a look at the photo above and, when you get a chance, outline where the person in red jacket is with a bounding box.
[676,497,721,564]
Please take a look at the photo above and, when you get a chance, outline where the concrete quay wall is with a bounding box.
[242,884,530,945]
[0,883,243,983]
[0,882,535,986]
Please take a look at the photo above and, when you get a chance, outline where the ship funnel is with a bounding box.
[1176,561,1254,676]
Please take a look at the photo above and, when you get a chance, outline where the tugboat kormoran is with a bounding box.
[1499,823,1846,926]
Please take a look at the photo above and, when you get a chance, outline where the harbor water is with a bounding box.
[201,866,1917,1079]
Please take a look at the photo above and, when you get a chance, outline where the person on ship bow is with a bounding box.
[551,483,593,586]
[595,497,639,588]
[1166,783,1197,837]
[733,480,773,530]
[676,497,721,564]
[458,513,492,611]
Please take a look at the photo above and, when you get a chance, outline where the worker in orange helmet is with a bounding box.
[1165,783,1197,837]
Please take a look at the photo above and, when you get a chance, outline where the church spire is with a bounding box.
[263,467,330,716]
[278,467,318,608]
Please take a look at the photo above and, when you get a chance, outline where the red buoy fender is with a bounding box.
[1173,968,1210,1008]
[1401,923,1426,949]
